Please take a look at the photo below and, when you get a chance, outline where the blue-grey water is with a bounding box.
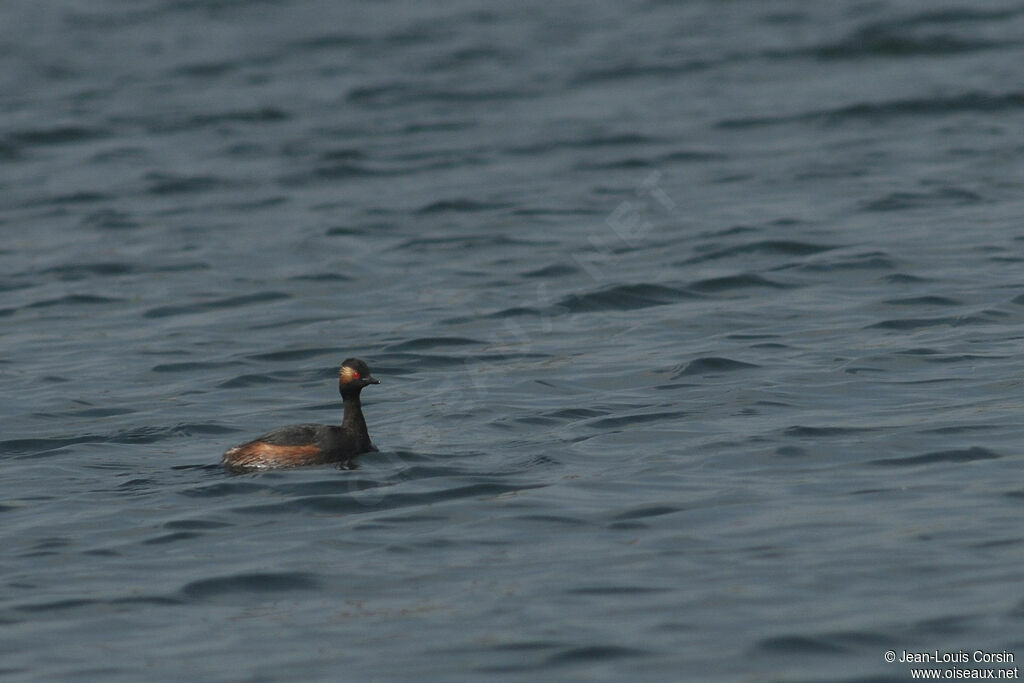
[4,1,1024,681]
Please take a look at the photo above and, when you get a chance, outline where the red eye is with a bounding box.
[351,371,361,379]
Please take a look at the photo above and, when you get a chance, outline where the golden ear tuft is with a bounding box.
[340,365,359,385]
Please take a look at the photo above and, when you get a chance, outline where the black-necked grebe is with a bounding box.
[222,358,380,470]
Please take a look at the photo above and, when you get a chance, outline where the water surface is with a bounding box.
[4,1,1024,680]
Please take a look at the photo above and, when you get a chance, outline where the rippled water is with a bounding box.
[4,1,1024,681]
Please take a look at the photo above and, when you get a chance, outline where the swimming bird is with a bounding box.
[222,358,380,470]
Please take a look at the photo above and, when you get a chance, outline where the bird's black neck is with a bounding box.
[341,390,371,447]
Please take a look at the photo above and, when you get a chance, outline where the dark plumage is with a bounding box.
[222,358,380,470]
